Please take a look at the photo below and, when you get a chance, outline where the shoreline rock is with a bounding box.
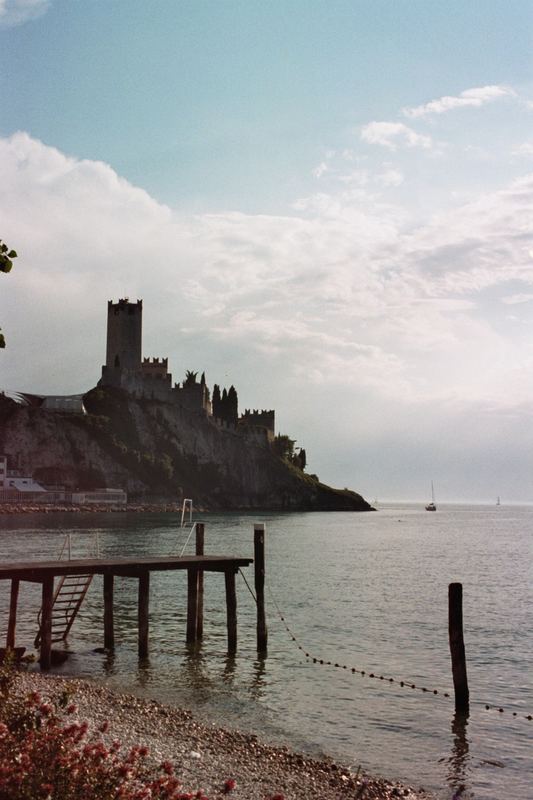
[9,671,435,800]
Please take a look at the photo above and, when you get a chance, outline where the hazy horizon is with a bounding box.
[1,1,532,503]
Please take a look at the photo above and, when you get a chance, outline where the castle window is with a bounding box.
[114,355,120,367]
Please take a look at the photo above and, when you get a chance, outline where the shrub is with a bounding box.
[0,668,209,800]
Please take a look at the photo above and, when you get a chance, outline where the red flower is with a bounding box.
[223,778,236,793]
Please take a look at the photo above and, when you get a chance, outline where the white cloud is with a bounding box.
[501,293,533,305]
[360,121,432,151]
[2,131,533,499]
[402,85,515,118]
[376,168,404,187]
[512,141,533,158]
[312,161,328,178]
[0,0,49,27]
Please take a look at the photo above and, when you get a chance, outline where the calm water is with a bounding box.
[0,505,531,799]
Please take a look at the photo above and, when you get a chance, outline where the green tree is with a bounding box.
[0,240,17,349]
[212,384,221,417]
[184,370,198,387]
[273,434,296,461]
[227,385,238,425]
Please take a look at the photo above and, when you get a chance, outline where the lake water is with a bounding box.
[0,505,531,799]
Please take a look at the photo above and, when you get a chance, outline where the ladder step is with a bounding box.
[53,600,80,606]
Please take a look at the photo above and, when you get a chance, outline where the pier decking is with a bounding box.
[1,541,257,670]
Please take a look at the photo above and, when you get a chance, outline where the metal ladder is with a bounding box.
[34,533,99,648]
[35,574,94,647]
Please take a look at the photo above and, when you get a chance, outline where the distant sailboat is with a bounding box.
[496,496,501,506]
[425,481,437,512]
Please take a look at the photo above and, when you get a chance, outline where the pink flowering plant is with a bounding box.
[0,660,218,800]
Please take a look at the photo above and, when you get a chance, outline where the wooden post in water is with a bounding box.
[225,569,237,653]
[186,569,198,644]
[195,523,204,640]
[138,571,150,658]
[254,523,268,654]
[6,579,19,650]
[448,582,469,712]
[103,574,115,650]
[40,576,54,671]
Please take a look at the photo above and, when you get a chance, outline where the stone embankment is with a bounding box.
[0,503,185,515]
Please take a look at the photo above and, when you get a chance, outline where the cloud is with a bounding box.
[376,168,404,187]
[501,293,533,305]
[512,141,533,158]
[402,85,515,118]
[312,161,328,179]
[1,131,533,499]
[0,0,49,27]
[360,122,432,150]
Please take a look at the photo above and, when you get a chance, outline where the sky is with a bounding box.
[1,0,532,503]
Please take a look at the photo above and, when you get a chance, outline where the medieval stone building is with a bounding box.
[99,299,275,442]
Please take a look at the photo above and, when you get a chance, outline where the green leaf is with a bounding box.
[0,260,12,273]
[0,244,7,253]
[0,333,5,348]
[7,250,17,259]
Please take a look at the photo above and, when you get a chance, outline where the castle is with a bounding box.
[99,299,275,443]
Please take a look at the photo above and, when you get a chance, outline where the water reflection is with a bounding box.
[102,649,116,676]
[222,653,236,684]
[136,657,153,688]
[249,656,267,700]
[447,711,470,795]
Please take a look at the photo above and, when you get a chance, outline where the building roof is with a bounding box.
[2,391,86,414]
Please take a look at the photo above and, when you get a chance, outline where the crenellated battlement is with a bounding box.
[143,357,168,367]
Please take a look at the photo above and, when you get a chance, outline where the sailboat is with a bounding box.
[496,496,501,506]
[425,481,437,511]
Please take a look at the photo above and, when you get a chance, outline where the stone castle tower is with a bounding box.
[105,298,142,370]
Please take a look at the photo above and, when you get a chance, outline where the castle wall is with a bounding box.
[141,357,170,380]
[240,409,275,441]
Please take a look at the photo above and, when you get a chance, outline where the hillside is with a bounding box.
[0,387,372,511]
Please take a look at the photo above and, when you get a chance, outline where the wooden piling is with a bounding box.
[40,576,54,671]
[449,582,469,712]
[186,568,199,644]
[138,571,150,658]
[6,579,19,650]
[254,523,268,654]
[195,523,204,640]
[103,574,115,650]
[225,569,237,653]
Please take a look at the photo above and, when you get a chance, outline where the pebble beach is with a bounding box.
[11,671,436,800]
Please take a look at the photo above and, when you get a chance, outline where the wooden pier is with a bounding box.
[0,525,260,670]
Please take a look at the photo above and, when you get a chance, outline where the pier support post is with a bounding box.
[195,523,204,640]
[138,572,150,659]
[449,582,469,713]
[186,569,199,644]
[254,523,268,654]
[40,576,54,671]
[6,579,19,650]
[103,574,115,650]
[225,569,237,654]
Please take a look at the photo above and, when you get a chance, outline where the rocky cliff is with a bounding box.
[0,388,372,511]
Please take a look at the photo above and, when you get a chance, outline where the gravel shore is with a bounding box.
[10,671,436,800]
